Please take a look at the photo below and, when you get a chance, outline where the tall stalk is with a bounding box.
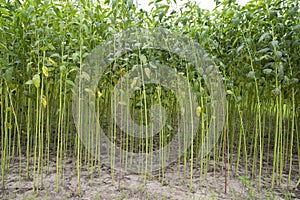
[242,32,263,186]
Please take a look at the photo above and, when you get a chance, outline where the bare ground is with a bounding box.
[1,153,299,200]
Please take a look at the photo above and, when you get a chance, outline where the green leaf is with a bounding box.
[270,40,278,48]
[144,67,151,79]
[149,62,157,69]
[263,69,272,75]
[278,65,284,77]
[47,43,55,51]
[0,42,8,51]
[32,74,40,88]
[50,53,60,58]
[257,48,271,54]
[167,124,173,130]
[25,80,34,85]
[258,33,270,43]
[42,66,49,77]
[0,7,10,16]
[259,54,272,60]
[66,80,75,87]
[226,90,234,95]
[83,52,90,58]
[139,54,147,64]
[291,78,299,84]
[275,51,282,58]
[247,71,255,79]
[292,24,300,31]
[272,87,281,95]
[127,0,133,8]
[131,77,139,89]
[237,44,244,53]
[60,65,66,72]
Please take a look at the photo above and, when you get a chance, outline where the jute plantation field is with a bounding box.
[0,0,299,199]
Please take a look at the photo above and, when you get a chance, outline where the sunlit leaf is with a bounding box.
[25,80,34,85]
[41,96,47,108]
[48,57,57,67]
[97,91,103,98]
[226,90,234,95]
[42,66,49,77]
[7,123,12,130]
[196,106,202,117]
[32,74,40,88]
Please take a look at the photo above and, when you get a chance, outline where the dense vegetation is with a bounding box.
[0,0,299,198]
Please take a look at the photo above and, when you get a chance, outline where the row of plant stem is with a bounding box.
[0,48,298,193]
